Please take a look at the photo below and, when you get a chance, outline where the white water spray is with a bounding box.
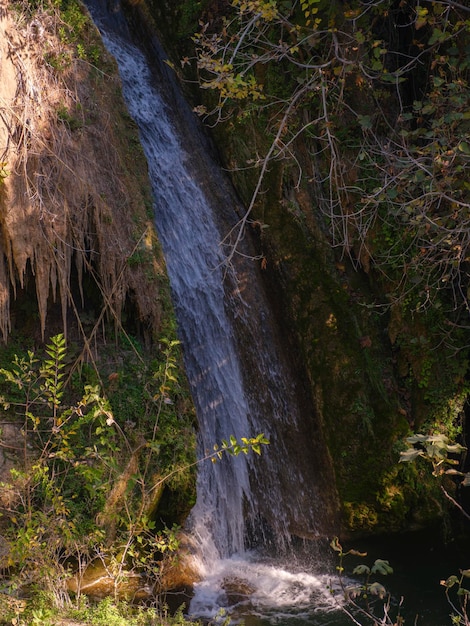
[189,554,340,623]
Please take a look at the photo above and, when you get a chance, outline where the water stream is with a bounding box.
[83,3,375,624]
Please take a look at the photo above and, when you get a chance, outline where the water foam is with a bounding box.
[189,553,341,623]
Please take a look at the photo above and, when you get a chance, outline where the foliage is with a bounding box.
[70,596,150,625]
[14,0,102,66]
[183,0,470,527]
[328,433,470,626]
[398,432,470,624]
[331,532,470,626]
[441,570,470,626]
[400,433,467,479]
[212,433,270,461]
[0,334,186,603]
[330,536,400,626]
[400,432,470,522]
[190,0,470,340]
[9,592,200,625]
[0,334,268,610]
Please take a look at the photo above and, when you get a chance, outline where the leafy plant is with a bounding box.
[399,433,467,478]
[0,334,268,611]
[397,432,470,625]
[441,570,470,626]
[56,103,83,131]
[212,432,270,461]
[330,536,399,626]
[399,433,469,519]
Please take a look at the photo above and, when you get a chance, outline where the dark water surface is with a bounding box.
[392,532,470,624]
[328,528,469,626]
[189,529,469,626]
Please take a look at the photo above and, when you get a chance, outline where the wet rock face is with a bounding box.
[221,576,255,605]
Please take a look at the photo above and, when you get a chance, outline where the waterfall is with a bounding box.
[92,31,254,558]
[84,1,340,620]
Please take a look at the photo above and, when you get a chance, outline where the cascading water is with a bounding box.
[93,33,254,561]
[84,2,344,622]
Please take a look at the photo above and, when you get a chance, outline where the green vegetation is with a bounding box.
[158,0,470,533]
[330,433,470,625]
[400,433,470,519]
[56,102,84,131]
[2,592,197,625]
[2,0,469,619]
[16,0,103,67]
[0,0,195,621]
[0,333,268,621]
[329,536,399,625]
[191,0,470,329]
[0,334,195,605]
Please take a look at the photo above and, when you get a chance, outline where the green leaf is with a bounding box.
[357,115,372,130]
[445,443,466,454]
[353,564,370,575]
[405,434,429,444]
[427,434,449,444]
[381,72,406,84]
[428,28,446,45]
[458,141,470,155]
[355,31,365,44]
[344,584,361,599]
[421,104,435,115]
[368,582,386,598]
[399,448,424,463]
[457,587,470,596]
[371,559,393,576]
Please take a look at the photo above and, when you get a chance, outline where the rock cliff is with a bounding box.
[0,0,165,342]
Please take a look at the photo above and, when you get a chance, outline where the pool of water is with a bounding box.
[188,528,470,626]
[348,528,469,625]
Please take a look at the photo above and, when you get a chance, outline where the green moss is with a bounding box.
[205,114,440,533]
